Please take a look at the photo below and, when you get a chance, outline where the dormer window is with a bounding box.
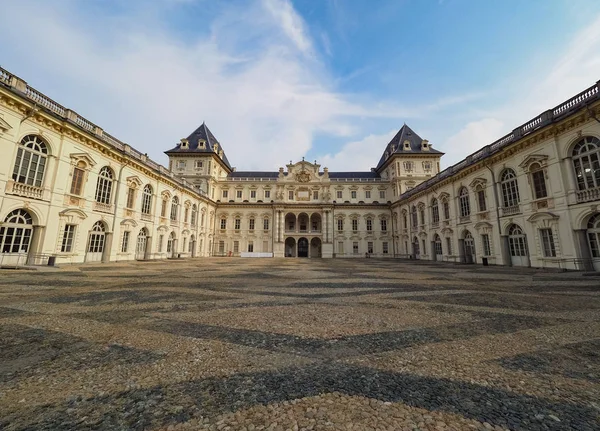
[198,139,206,149]
[421,140,429,151]
[180,138,189,149]
[403,140,411,150]
[213,143,219,153]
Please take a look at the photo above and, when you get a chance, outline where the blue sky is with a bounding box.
[1,0,599,171]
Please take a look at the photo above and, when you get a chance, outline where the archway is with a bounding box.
[298,213,309,233]
[167,232,176,258]
[285,237,296,257]
[285,213,296,233]
[86,221,107,263]
[507,224,529,267]
[310,213,322,233]
[586,213,600,271]
[0,209,34,267]
[412,236,420,259]
[298,237,309,257]
[310,237,322,258]
[463,230,476,264]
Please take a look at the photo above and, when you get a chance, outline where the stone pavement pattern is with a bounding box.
[0,258,599,431]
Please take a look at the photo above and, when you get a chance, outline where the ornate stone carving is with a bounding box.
[295,170,311,183]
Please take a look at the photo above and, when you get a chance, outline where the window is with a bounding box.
[234,241,239,253]
[411,206,418,228]
[403,161,413,171]
[337,191,343,199]
[540,228,556,257]
[263,218,269,230]
[431,198,439,224]
[338,241,344,254]
[158,234,164,252]
[380,219,387,232]
[70,163,86,196]
[379,190,385,199]
[191,204,197,225]
[188,237,194,253]
[201,212,206,227]
[419,207,425,225]
[422,239,426,255]
[264,190,271,199]
[458,187,470,218]
[402,213,407,229]
[351,191,357,199]
[353,241,359,254]
[423,161,432,172]
[434,235,442,255]
[61,224,76,253]
[500,169,520,208]
[313,191,319,200]
[352,219,358,231]
[12,135,48,187]
[222,190,228,199]
[195,160,203,168]
[249,218,255,231]
[508,224,528,257]
[182,237,187,252]
[237,190,243,199]
[218,241,225,254]
[476,189,486,212]
[248,241,254,252]
[220,218,227,230]
[572,136,600,191]
[337,219,344,231]
[87,221,106,253]
[530,164,548,199]
[167,233,175,253]
[250,190,256,199]
[366,219,373,231]
[184,207,189,223]
[446,237,452,255]
[235,218,241,230]
[367,242,374,254]
[365,190,371,199]
[126,187,136,209]
[161,198,168,217]
[443,200,450,220]
[95,167,114,204]
[382,242,389,254]
[170,196,179,221]
[141,185,153,215]
[121,231,130,252]
[289,190,294,200]
[482,234,491,256]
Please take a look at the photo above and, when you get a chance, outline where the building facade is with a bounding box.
[1,67,599,270]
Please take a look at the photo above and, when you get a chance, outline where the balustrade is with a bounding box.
[92,201,114,214]
[5,181,45,200]
[501,204,520,216]
[576,187,600,203]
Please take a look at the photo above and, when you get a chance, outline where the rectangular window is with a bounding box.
[532,170,548,199]
[380,219,387,231]
[158,234,164,252]
[352,219,358,231]
[367,242,373,254]
[336,191,343,199]
[126,187,135,209]
[264,190,271,199]
[177,160,186,169]
[337,219,343,231]
[482,234,491,256]
[195,160,203,168]
[121,231,130,252]
[365,190,371,199]
[248,241,254,252]
[182,237,187,253]
[353,241,359,254]
[443,201,450,220]
[263,218,269,230]
[351,191,357,199]
[379,190,385,199]
[249,219,255,231]
[235,218,241,230]
[222,190,228,198]
[338,241,344,254]
[540,228,556,257]
[250,190,256,199]
[234,241,239,253]
[432,205,440,223]
[289,190,294,200]
[434,240,443,256]
[366,219,372,231]
[313,191,319,200]
[236,190,243,199]
[382,242,389,254]
[477,190,486,212]
[161,200,167,217]
[446,237,452,255]
[61,224,75,252]
[419,209,425,225]
[220,219,226,230]
[70,167,85,195]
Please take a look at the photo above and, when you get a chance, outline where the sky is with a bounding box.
[1,0,599,171]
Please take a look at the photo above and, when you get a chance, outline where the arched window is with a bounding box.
[170,196,179,221]
[500,169,520,208]
[508,224,527,257]
[191,204,198,225]
[431,198,439,224]
[434,234,442,256]
[572,136,600,191]
[418,205,425,225]
[88,221,106,253]
[0,209,33,253]
[458,187,470,218]
[95,167,114,204]
[12,135,48,187]
[167,232,176,253]
[530,162,548,199]
[141,185,153,215]
[587,213,600,258]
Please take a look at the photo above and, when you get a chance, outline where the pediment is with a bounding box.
[120,218,138,227]
[0,116,12,133]
[70,152,97,167]
[126,175,143,188]
[519,154,549,170]
[469,177,487,189]
[58,208,87,220]
[526,212,559,222]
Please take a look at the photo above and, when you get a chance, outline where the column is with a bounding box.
[430,241,436,261]
[500,235,511,266]
[145,236,153,260]
[102,232,113,263]
[574,229,593,270]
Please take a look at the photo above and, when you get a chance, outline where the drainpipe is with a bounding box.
[484,163,506,265]
[108,164,127,262]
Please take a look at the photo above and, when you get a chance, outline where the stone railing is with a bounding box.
[5,180,45,200]
[458,215,470,224]
[0,68,11,84]
[25,86,67,117]
[140,213,153,222]
[92,201,114,214]
[576,187,600,203]
[501,204,521,217]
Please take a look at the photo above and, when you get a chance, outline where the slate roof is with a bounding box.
[328,171,380,179]
[375,124,443,170]
[165,122,232,170]
[229,171,281,178]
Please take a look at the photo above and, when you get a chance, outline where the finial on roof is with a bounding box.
[302,156,305,161]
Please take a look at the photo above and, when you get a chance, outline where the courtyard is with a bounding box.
[0,259,599,431]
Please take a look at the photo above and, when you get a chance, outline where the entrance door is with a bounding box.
[86,221,106,262]
[464,231,476,264]
[135,229,147,260]
[508,224,529,267]
[310,238,322,258]
[434,235,443,261]
[298,237,309,257]
[0,209,33,267]
[285,237,296,257]
[412,237,420,259]
[587,214,600,271]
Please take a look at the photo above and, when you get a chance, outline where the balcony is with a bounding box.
[576,187,600,203]
[170,219,179,227]
[501,204,520,216]
[5,180,46,200]
[92,201,114,214]
[459,215,470,224]
[431,221,439,228]
[140,213,152,222]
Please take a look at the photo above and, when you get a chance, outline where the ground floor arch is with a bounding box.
[507,223,529,267]
[586,213,600,271]
[86,221,107,263]
[0,208,34,266]
[310,237,322,258]
[285,237,296,257]
[135,228,148,260]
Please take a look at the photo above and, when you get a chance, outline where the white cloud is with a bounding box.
[442,119,505,166]
[318,130,397,171]
[261,0,314,55]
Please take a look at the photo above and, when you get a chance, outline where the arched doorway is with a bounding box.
[586,213,600,271]
[463,230,476,264]
[135,228,148,260]
[508,224,529,267]
[310,237,322,258]
[167,232,176,258]
[298,237,309,257]
[298,213,309,233]
[86,221,106,262]
[412,236,420,259]
[285,237,296,257]
[190,234,196,257]
[0,209,34,267]
[310,214,322,233]
[434,234,443,261]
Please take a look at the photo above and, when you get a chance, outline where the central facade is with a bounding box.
[165,123,443,258]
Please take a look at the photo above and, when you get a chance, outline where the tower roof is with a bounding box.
[375,124,443,171]
[165,122,232,170]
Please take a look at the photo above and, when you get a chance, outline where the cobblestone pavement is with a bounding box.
[0,259,599,431]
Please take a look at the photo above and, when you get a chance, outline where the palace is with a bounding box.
[1,67,599,270]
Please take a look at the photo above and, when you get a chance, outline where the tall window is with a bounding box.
[249,218,255,231]
[247,241,254,252]
[352,219,358,231]
[353,241,359,254]
[87,221,106,253]
[367,242,374,254]
[588,214,600,258]
[402,212,407,229]
[508,224,528,257]
[572,136,600,191]
[141,185,153,215]
[264,190,271,199]
[379,190,386,199]
[458,187,470,218]
[0,209,33,253]
[431,198,439,224]
[235,218,241,230]
[95,167,114,204]
[434,235,442,255]
[366,219,372,231]
[443,199,450,220]
[263,218,269,230]
[250,190,257,199]
[411,205,418,228]
[337,218,344,231]
[184,207,189,223]
[170,196,179,221]
[12,135,48,187]
[482,234,491,256]
[191,204,197,225]
[61,224,76,252]
[419,206,425,225]
[500,169,520,207]
[382,242,389,254]
[70,162,86,196]
[540,228,556,257]
[476,188,486,212]
[380,219,387,232]
[126,187,136,209]
[445,237,452,255]
[351,191,357,199]
[237,190,243,199]
[530,163,548,199]
[220,218,227,230]
[121,231,130,252]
